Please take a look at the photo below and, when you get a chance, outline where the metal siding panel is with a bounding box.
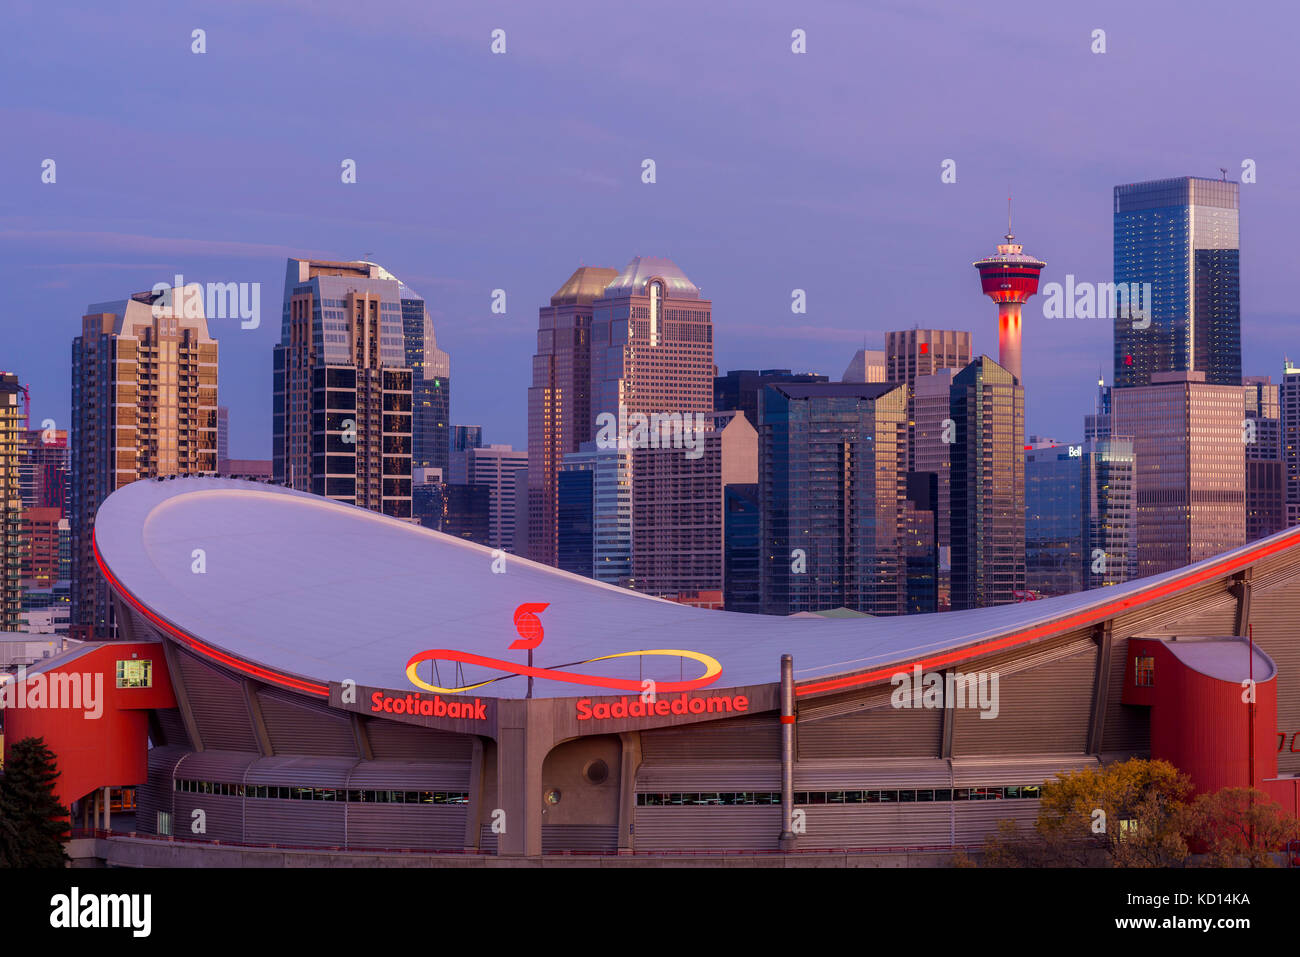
[173,792,243,843]
[797,804,954,849]
[346,760,470,790]
[364,718,475,762]
[257,687,357,757]
[174,651,260,752]
[798,705,943,759]
[1101,637,1152,753]
[479,824,498,854]
[639,714,779,763]
[632,807,781,851]
[244,800,346,847]
[793,759,952,790]
[953,799,1040,844]
[154,708,191,749]
[173,749,257,780]
[347,805,466,851]
[636,762,780,791]
[950,755,1100,786]
[244,755,357,787]
[952,646,1096,755]
[137,746,186,835]
[1247,579,1300,775]
[542,825,618,854]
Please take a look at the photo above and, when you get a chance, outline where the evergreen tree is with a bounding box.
[0,737,70,867]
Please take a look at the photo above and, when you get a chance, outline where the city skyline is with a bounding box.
[5,2,1298,456]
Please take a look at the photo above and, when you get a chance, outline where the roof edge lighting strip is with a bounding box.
[796,530,1300,698]
[92,531,329,698]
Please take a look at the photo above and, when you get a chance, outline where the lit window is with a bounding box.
[116,659,153,689]
[1135,656,1154,687]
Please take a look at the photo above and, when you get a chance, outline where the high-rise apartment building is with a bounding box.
[759,382,909,616]
[1113,177,1240,388]
[949,357,1025,610]
[272,259,413,519]
[1111,370,1245,577]
[526,265,617,567]
[20,506,62,589]
[1,375,24,631]
[631,411,757,598]
[72,290,219,636]
[216,405,229,468]
[1281,361,1300,527]
[1081,437,1137,589]
[20,427,68,514]
[461,445,528,552]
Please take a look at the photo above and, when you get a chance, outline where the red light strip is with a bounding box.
[796,531,1300,699]
[93,532,329,698]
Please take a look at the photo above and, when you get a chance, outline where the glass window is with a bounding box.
[115,659,153,689]
[1135,655,1155,687]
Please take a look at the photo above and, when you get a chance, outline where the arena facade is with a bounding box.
[5,477,1299,860]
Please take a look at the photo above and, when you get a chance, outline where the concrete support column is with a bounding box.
[616,732,642,854]
[102,786,111,831]
[493,700,551,857]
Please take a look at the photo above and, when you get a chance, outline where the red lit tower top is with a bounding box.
[972,200,1046,384]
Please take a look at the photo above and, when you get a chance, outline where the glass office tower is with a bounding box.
[1113,177,1240,388]
[1025,443,1084,598]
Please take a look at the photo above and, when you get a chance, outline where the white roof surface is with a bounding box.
[93,478,1300,700]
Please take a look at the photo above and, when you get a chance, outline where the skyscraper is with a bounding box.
[949,356,1025,610]
[526,265,617,566]
[397,277,450,477]
[632,411,757,598]
[912,369,957,549]
[714,369,828,429]
[1113,177,1240,388]
[449,424,483,485]
[20,426,69,513]
[973,218,1046,384]
[1025,440,1084,597]
[1281,360,1300,527]
[72,290,218,636]
[884,330,972,475]
[1243,376,1285,542]
[461,445,528,552]
[272,259,412,519]
[216,404,229,468]
[1111,370,1245,577]
[1081,437,1136,589]
[560,443,632,587]
[759,382,909,616]
[591,256,714,427]
[840,350,886,384]
[1,374,24,631]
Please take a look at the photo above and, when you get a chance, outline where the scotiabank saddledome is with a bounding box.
[69,479,1300,856]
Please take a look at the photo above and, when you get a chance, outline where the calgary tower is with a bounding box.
[972,200,1046,383]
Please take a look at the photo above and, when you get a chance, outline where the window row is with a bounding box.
[636,786,1043,806]
[173,780,469,804]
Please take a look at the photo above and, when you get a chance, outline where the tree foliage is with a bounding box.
[0,736,70,868]
[1181,787,1300,868]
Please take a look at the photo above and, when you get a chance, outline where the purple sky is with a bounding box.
[3,0,1297,457]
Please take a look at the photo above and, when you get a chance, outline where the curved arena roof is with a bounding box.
[94,478,1300,702]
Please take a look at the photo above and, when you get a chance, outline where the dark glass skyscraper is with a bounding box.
[759,382,908,616]
[949,357,1025,610]
[1113,177,1240,388]
[1025,442,1083,597]
[399,288,450,477]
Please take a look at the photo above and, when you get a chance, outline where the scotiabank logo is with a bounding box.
[576,692,748,721]
[405,603,723,695]
[370,691,487,721]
